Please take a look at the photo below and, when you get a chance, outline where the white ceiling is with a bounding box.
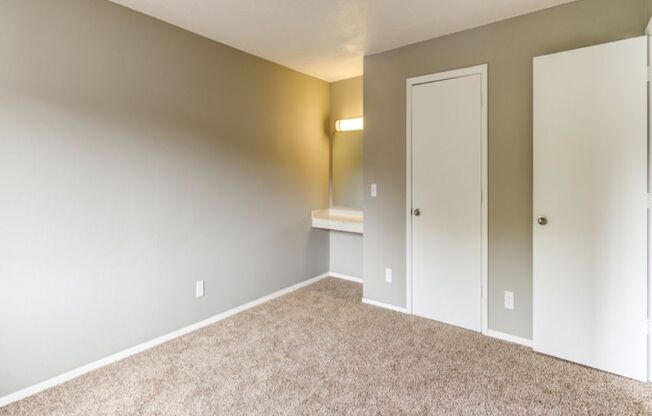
[109,0,575,82]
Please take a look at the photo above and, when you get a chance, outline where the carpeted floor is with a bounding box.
[2,277,652,415]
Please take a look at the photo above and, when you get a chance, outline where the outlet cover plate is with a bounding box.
[504,291,514,310]
[385,268,392,283]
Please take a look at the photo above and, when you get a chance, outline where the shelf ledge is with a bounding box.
[311,208,363,234]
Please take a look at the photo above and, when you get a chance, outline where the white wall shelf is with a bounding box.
[311,208,363,234]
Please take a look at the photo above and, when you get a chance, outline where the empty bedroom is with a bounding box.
[1,0,652,414]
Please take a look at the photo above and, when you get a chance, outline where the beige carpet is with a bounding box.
[3,278,652,415]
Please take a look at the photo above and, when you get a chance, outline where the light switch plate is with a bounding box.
[196,280,204,298]
[371,184,377,197]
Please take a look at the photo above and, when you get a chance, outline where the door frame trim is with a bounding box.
[405,64,488,335]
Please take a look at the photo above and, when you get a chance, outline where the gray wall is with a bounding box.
[330,77,363,209]
[363,0,648,339]
[330,231,363,278]
[0,0,329,397]
[329,76,363,278]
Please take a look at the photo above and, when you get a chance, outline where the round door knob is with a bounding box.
[413,208,421,216]
[537,216,548,225]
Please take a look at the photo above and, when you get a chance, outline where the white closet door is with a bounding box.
[533,37,647,381]
[411,74,483,332]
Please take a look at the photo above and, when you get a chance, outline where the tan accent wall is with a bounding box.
[330,76,364,209]
[328,76,364,278]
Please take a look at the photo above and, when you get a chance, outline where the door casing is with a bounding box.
[405,64,488,335]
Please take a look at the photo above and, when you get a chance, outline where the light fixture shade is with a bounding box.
[335,117,363,132]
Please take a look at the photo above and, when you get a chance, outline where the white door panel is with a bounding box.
[411,74,482,332]
[533,37,647,381]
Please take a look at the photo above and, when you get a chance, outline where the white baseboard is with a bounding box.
[486,329,533,348]
[360,297,532,349]
[0,272,330,409]
[362,298,410,314]
[329,272,362,284]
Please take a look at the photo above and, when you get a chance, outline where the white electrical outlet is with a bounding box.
[371,184,377,197]
[385,268,392,283]
[504,291,514,310]
[196,280,204,298]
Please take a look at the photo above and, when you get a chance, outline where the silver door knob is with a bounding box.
[537,216,548,225]
[413,208,421,216]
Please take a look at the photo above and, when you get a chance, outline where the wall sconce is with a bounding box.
[335,117,363,132]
